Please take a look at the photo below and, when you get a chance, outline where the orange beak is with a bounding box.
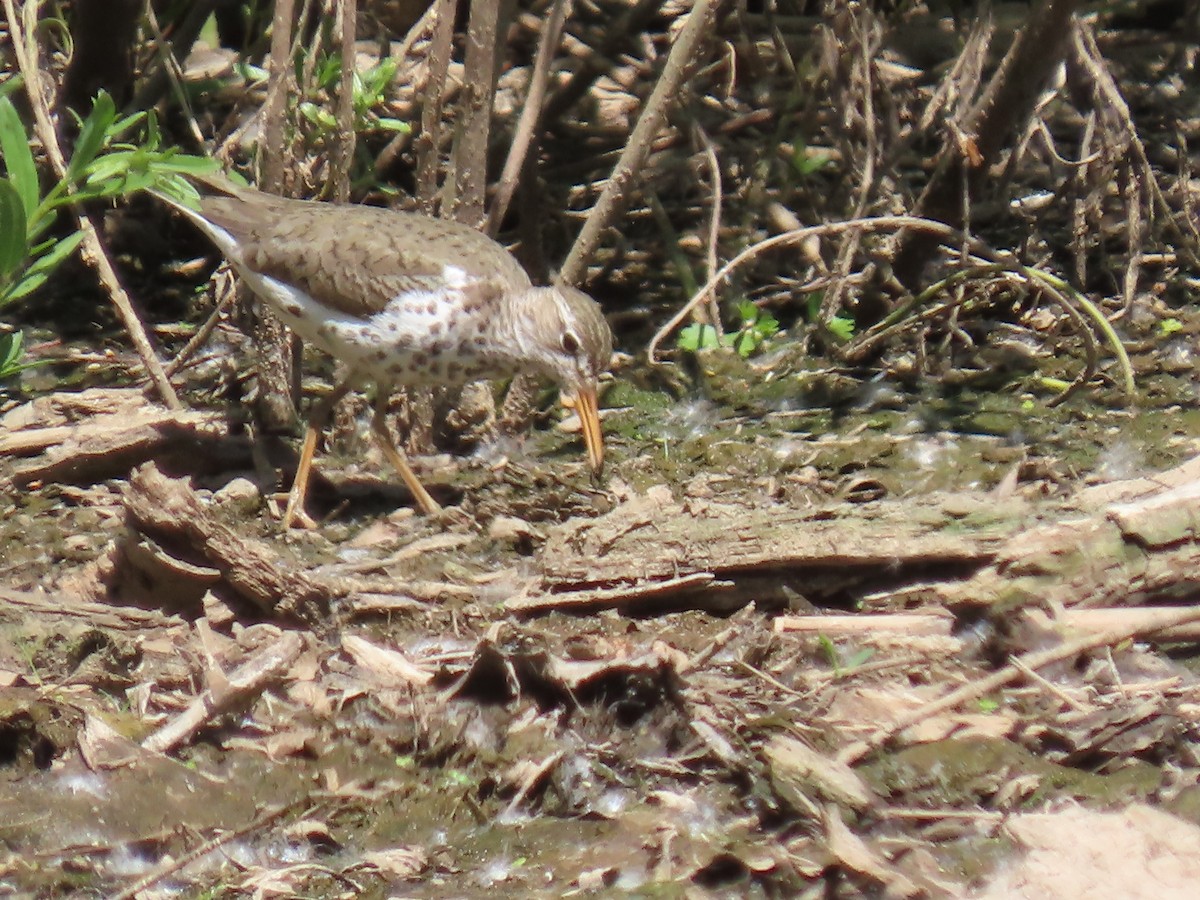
[563,384,604,473]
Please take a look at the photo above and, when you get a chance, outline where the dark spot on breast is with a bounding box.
[424,300,437,315]
[412,352,429,368]
[374,349,387,361]
[284,303,303,317]
[430,321,443,336]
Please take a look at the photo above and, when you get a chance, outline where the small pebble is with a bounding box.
[212,477,261,508]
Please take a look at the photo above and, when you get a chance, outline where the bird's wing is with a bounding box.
[197,194,531,319]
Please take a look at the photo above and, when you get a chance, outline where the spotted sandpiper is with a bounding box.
[153,177,611,528]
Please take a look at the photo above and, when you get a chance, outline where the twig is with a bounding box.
[890,0,1081,288]
[447,0,507,226]
[415,0,456,212]
[542,0,662,124]
[695,126,723,328]
[1009,655,1090,713]
[819,9,879,332]
[844,262,1114,405]
[837,603,1200,766]
[373,5,440,179]
[559,0,724,286]
[142,631,305,754]
[1070,18,1200,270]
[3,0,181,409]
[647,215,967,364]
[486,0,571,236]
[163,267,237,379]
[260,0,297,194]
[330,0,358,203]
[110,801,306,900]
[252,0,300,430]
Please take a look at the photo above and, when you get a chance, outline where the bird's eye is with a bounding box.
[561,331,580,355]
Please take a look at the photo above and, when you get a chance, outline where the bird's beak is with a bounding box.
[563,384,604,473]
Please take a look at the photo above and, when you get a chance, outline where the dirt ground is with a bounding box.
[3,320,1200,898]
[3,1,1200,896]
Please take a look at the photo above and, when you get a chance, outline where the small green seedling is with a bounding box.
[678,299,780,358]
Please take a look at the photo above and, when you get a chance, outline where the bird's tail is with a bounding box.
[146,170,246,261]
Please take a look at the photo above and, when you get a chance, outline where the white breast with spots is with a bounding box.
[247,270,452,384]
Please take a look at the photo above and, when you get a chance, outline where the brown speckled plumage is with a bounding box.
[198,192,529,320]
[152,176,613,527]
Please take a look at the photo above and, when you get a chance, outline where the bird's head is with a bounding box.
[513,285,613,473]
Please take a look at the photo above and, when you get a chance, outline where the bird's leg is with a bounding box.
[370,394,442,515]
[281,380,354,529]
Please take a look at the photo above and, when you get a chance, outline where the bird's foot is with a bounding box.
[274,491,319,530]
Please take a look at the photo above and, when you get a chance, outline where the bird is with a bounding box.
[152,176,612,528]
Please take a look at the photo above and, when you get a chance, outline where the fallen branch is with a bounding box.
[105,463,329,623]
[837,603,1200,766]
[142,630,305,754]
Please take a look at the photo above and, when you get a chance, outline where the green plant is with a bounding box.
[0,90,216,306]
[677,299,780,358]
[0,331,33,380]
[0,88,217,372]
[816,634,875,676]
[788,136,833,179]
[299,54,409,137]
[805,292,855,342]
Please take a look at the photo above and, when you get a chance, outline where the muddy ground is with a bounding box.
[3,306,1200,898]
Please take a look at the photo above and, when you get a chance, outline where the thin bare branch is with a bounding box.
[330,0,358,202]
[559,0,724,287]
[3,0,181,409]
[486,0,572,236]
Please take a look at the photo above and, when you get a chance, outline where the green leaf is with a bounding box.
[374,117,411,134]
[315,53,343,90]
[146,154,221,176]
[844,648,874,669]
[3,270,46,302]
[735,299,758,324]
[790,145,831,178]
[0,97,38,219]
[1160,317,1183,336]
[0,330,24,378]
[677,323,721,353]
[730,329,759,358]
[108,110,147,141]
[0,231,83,304]
[0,178,28,279]
[67,91,117,179]
[299,101,337,130]
[82,150,137,186]
[149,173,204,211]
[0,75,24,102]
[115,169,156,195]
[805,291,823,321]
[755,310,780,338]
[232,60,268,83]
[816,635,840,671]
[826,315,855,341]
[24,229,83,279]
